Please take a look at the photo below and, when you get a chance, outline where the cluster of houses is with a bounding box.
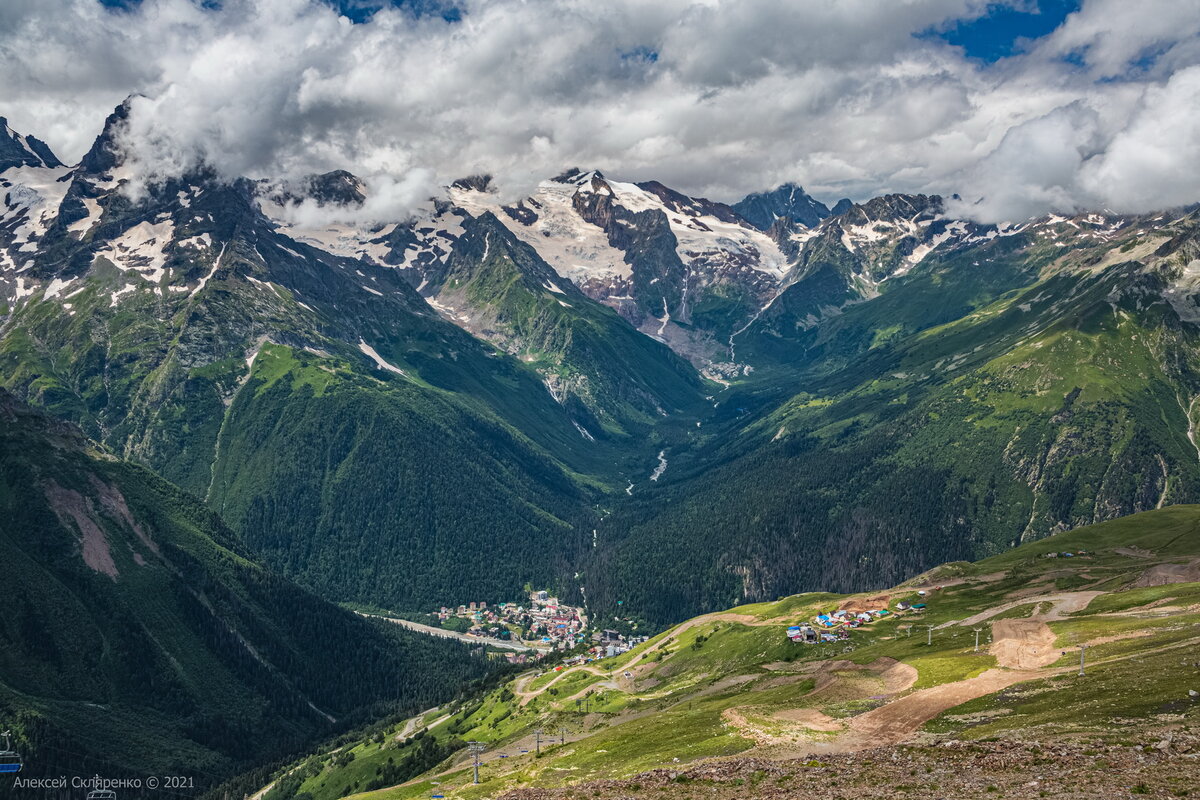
[787,592,933,644]
[434,590,590,649]
[548,630,651,670]
[1043,550,1089,559]
[787,624,845,643]
[586,628,649,660]
[500,630,649,669]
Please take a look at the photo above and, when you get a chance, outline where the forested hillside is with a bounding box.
[0,391,496,788]
[0,111,656,612]
[586,208,1200,623]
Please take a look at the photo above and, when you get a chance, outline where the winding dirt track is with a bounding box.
[458,581,1196,772]
[1132,558,1200,587]
[838,668,1041,747]
[936,591,1104,629]
[514,665,608,706]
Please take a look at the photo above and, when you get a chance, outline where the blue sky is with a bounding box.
[100,0,460,19]
[933,0,1083,61]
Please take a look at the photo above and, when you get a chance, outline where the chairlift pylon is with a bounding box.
[86,791,118,800]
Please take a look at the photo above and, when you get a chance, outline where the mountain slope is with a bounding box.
[0,110,641,612]
[1,116,62,171]
[0,390,494,787]
[8,108,1200,638]
[280,169,793,367]
[587,206,1200,624]
[247,505,1200,800]
[418,211,707,436]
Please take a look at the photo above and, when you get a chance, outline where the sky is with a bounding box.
[1,0,1199,223]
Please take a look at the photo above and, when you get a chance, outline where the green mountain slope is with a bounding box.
[0,390,494,788]
[249,505,1200,800]
[206,341,594,609]
[588,208,1200,624]
[423,211,708,437]
[0,126,653,610]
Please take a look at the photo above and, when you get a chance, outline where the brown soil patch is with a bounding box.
[836,668,1040,749]
[948,591,1104,628]
[1131,559,1200,588]
[721,708,785,746]
[805,658,916,698]
[838,594,891,613]
[1114,546,1156,558]
[44,479,118,578]
[761,661,821,673]
[876,658,919,693]
[1041,591,1104,619]
[1119,597,1178,613]
[990,619,1060,669]
[756,674,810,690]
[773,708,843,732]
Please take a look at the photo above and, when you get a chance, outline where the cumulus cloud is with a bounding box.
[0,0,1198,223]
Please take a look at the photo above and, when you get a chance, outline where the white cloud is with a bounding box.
[1,0,1198,223]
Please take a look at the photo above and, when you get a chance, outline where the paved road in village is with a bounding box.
[359,612,545,652]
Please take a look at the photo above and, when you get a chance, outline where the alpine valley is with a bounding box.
[5,104,1200,792]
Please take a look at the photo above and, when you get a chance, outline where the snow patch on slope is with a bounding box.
[94,219,175,284]
[67,197,102,237]
[453,180,631,283]
[358,339,407,376]
[2,165,73,245]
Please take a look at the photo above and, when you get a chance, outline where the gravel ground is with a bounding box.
[502,733,1200,799]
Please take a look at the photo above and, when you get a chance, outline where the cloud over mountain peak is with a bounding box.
[3,0,1199,222]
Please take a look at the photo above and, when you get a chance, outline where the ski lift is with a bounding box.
[87,792,117,800]
[0,731,21,774]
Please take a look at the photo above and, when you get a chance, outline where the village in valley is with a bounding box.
[437,583,950,658]
[432,590,648,664]
[430,552,1092,664]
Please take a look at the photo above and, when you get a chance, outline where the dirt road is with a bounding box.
[937,591,1104,629]
[360,613,541,652]
[840,668,1040,749]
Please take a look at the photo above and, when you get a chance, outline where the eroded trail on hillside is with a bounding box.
[841,668,1040,746]
[501,576,1197,773]
[731,666,1045,758]
[990,619,1060,669]
[936,590,1104,629]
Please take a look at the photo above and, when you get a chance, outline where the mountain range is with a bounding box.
[5,103,1200,636]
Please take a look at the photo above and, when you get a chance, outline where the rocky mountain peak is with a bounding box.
[303,169,367,206]
[842,193,943,225]
[830,197,854,216]
[451,173,494,192]
[733,182,831,231]
[0,117,63,171]
[78,98,136,176]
